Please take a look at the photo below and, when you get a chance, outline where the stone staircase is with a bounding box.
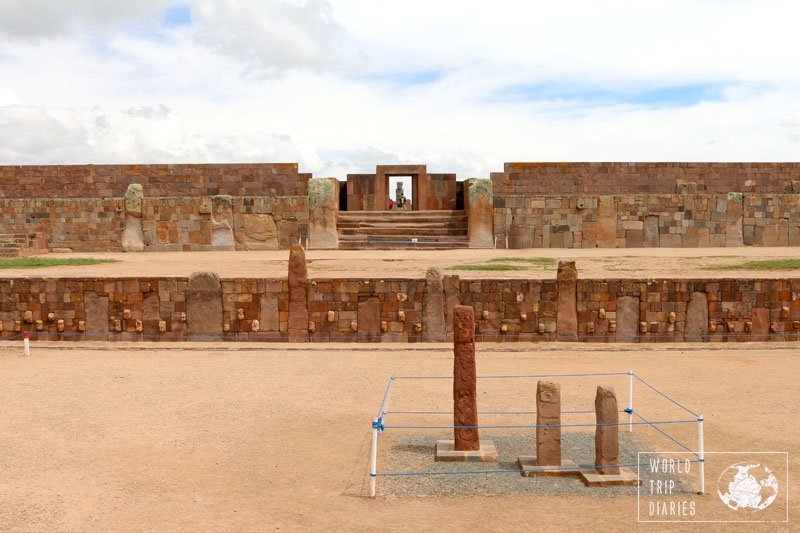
[0,234,30,257]
[337,210,468,249]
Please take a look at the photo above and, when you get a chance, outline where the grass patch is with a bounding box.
[712,259,800,271]
[449,264,531,271]
[0,257,118,269]
[382,259,403,262]
[487,257,557,266]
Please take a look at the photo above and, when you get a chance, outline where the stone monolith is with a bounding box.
[187,272,223,339]
[287,244,309,342]
[122,183,145,252]
[423,266,446,340]
[536,381,561,466]
[453,305,480,450]
[556,261,578,341]
[595,385,620,475]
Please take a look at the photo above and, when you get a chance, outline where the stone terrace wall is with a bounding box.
[495,193,800,248]
[0,195,307,252]
[491,162,800,195]
[3,275,799,343]
[0,164,309,198]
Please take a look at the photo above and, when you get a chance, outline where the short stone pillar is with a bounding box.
[308,178,339,249]
[422,266,445,340]
[287,244,309,342]
[465,178,494,249]
[122,183,145,252]
[594,385,620,475]
[536,381,561,466]
[577,385,638,486]
[435,305,498,461]
[556,261,578,341]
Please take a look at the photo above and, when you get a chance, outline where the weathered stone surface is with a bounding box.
[308,178,339,249]
[260,293,279,332]
[122,183,145,252]
[596,196,617,248]
[556,261,578,341]
[751,307,770,341]
[84,291,108,337]
[536,381,561,466]
[443,274,461,334]
[211,195,235,250]
[616,296,640,341]
[725,192,744,247]
[186,272,223,339]
[287,244,308,342]
[357,296,381,342]
[595,385,620,475]
[644,216,660,247]
[242,214,278,250]
[453,305,480,451]
[465,179,494,248]
[684,292,708,342]
[423,266,445,340]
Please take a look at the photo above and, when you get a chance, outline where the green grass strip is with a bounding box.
[713,259,800,270]
[0,257,118,269]
[487,257,557,266]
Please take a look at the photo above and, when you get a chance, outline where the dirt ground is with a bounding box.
[1,341,797,531]
[4,246,800,279]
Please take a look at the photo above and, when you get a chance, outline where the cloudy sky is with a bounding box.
[0,0,799,178]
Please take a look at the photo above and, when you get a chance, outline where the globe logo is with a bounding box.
[717,462,779,512]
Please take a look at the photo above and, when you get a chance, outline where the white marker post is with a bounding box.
[369,418,379,497]
[697,415,705,494]
[23,331,31,356]
[628,369,633,432]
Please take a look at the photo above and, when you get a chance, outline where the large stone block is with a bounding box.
[684,292,708,342]
[211,195,235,250]
[357,296,381,342]
[616,296,640,342]
[596,196,617,248]
[465,179,494,248]
[242,214,278,250]
[187,272,223,339]
[308,178,339,249]
[84,292,109,338]
[725,192,744,247]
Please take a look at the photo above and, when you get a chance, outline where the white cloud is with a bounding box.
[193,0,341,77]
[0,0,172,39]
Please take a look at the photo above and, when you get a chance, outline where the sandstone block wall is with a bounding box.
[496,194,800,248]
[0,164,309,198]
[492,162,800,195]
[2,275,800,343]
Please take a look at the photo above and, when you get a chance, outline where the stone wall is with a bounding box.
[492,162,800,195]
[0,195,307,252]
[496,193,800,248]
[3,274,799,343]
[0,164,309,198]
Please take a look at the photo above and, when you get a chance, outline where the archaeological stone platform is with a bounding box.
[3,162,800,252]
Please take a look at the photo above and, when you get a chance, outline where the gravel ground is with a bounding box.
[379,430,696,498]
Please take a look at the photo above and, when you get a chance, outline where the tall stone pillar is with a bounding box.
[725,192,744,247]
[287,244,309,342]
[594,385,620,475]
[435,304,498,461]
[536,381,561,466]
[556,261,578,341]
[186,272,223,340]
[423,267,445,341]
[211,195,235,250]
[465,178,494,248]
[122,183,145,252]
[308,178,339,249]
[453,305,479,450]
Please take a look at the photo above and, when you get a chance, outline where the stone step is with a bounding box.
[338,240,468,250]
[337,221,466,230]
[338,216,466,226]
[339,227,466,236]
[338,209,465,218]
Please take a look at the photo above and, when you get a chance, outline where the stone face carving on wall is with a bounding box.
[122,183,145,252]
[211,195,235,250]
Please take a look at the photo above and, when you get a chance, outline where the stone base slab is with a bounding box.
[435,440,499,462]
[518,456,582,477]
[579,467,640,487]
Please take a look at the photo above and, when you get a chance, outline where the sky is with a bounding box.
[0,0,799,179]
